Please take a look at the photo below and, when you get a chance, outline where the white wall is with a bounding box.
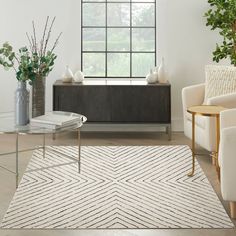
[157,0,226,130]
[0,0,225,131]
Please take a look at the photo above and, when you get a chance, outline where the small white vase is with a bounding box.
[158,58,167,83]
[146,69,157,84]
[153,66,159,82]
[62,65,73,83]
[74,70,84,83]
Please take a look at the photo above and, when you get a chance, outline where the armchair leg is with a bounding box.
[230,202,236,219]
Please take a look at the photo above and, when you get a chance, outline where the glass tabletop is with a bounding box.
[0,111,87,135]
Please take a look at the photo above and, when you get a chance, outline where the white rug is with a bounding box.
[1,145,234,229]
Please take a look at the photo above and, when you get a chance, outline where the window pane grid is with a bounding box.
[105,0,108,77]
[82,0,156,78]
[130,0,132,77]
[82,51,156,53]
[82,26,155,28]
[83,1,155,3]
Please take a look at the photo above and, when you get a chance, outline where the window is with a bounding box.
[81,0,156,78]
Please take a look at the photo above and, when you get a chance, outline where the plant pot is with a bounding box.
[15,81,29,126]
[32,76,45,118]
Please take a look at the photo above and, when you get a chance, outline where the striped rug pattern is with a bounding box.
[1,145,234,229]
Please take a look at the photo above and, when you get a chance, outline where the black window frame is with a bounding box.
[81,0,157,78]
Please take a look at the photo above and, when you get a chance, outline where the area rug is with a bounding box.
[1,145,234,229]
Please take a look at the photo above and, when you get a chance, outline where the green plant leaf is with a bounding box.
[204,0,236,66]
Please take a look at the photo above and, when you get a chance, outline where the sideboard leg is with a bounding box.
[165,126,168,134]
[167,124,172,141]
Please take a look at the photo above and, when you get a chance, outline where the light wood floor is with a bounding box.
[0,131,235,236]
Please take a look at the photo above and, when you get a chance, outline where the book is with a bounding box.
[30,121,79,130]
[30,113,80,126]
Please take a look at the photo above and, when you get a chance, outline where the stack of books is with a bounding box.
[30,113,81,130]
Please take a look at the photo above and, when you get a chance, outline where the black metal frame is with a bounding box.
[81,0,157,78]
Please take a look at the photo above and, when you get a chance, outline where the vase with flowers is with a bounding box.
[0,16,62,125]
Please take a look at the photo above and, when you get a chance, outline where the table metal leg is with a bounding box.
[216,115,220,181]
[78,129,81,173]
[188,114,195,177]
[43,133,46,159]
[16,133,19,188]
[211,151,216,165]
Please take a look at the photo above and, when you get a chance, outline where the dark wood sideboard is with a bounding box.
[53,80,171,139]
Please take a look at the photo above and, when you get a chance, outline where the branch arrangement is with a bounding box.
[0,16,62,83]
[205,0,236,66]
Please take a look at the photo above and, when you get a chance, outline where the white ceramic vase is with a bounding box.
[153,66,159,82]
[158,58,167,83]
[146,69,158,84]
[74,70,84,83]
[62,65,73,83]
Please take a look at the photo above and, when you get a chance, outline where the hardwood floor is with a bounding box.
[0,131,235,236]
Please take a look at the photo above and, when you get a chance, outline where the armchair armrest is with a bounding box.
[182,83,205,111]
[220,126,236,201]
[207,92,236,108]
[220,109,236,130]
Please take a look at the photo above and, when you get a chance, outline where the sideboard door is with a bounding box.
[54,86,111,122]
[110,85,171,123]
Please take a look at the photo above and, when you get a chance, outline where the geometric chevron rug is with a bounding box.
[1,146,234,229]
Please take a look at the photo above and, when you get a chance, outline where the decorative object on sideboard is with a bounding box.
[32,76,46,118]
[73,70,84,83]
[0,16,62,121]
[62,65,74,83]
[146,69,158,84]
[205,0,236,66]
[153,66,159,81]
[15,81,29,126]
[30,113,81,130]
[158,57,167,83]
[30,17,62,117]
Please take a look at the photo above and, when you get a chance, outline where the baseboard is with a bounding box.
[171,118,184,132]
[0,111,184,132]
[81,118,183,132]
[82,123,170,132]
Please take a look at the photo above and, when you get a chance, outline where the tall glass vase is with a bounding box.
[32,76,46,118]
[15,81,29,126]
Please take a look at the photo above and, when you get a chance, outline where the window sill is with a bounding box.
[83,78,147,85]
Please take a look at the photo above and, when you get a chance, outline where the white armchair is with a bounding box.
[182,65,236,154]
[219,109,236,218]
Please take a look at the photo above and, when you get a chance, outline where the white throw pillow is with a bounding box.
[204,65,236,102]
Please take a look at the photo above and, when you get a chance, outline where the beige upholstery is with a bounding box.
[219,109,236,218]
[182,65,236,152]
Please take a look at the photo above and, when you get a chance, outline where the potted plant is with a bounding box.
[0,17,62,124]
[204,0,236,66]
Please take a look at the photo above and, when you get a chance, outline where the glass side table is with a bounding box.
[187,105,226,180]
[0,111,87,188]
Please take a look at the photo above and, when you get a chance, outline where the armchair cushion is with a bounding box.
[207,93,236,108]
[220,109,236,130]
[204,65,236,102]
[219,126,236,201]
